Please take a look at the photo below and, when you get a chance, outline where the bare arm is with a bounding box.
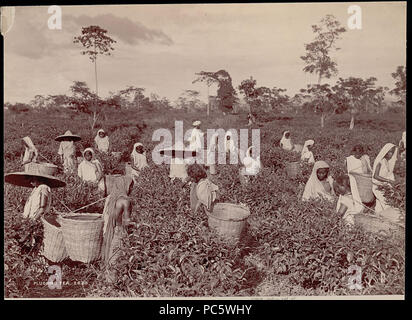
[373,163,393,184]
[33,193,48,219]
[337,203,348,217]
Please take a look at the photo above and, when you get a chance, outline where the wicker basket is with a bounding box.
[207,203,250,243]
[41,215,68,263]
[286,161,300,179]
[60,213,104,263]
[354,213,405,242]
[26,162,58,175]
[352,172,374,203]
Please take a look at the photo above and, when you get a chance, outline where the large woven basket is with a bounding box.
[26,162,58,175]
[286,161,300,179]
[207,203,250,243]
[41,215,68,263]
[60,213,104,263]
[354,213,405,243]
[352,172,374,203]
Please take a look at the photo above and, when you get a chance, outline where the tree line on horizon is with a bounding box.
[5,16,406,130]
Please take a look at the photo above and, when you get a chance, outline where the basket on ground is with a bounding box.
[352,172,374,203]
[41,215,68,263]
[207,203,250,243]
[286,161,300,179]
[26,162,58,176]
[354,213,405,242]
[60,213,104,263]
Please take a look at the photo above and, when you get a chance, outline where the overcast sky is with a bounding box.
[4,2,406,104]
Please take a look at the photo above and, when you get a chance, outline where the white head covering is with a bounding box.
[192,120,201,127]
[280,131,293,151]
[224,131,236,154]
[78,148,103,182]
[372,143,398,184]
[22,136,37,150]
[83,147,95,159]
[301,140,315,162]
[131,142,148,171]
[302,160,334,201]
[95,129,110,153]
[242,146,261,175]
[189,124,203,152]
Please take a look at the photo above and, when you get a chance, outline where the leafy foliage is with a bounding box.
[389,66,406,106]
[73,25,116,62]
[4,108,405,297]
[300,14,346,83]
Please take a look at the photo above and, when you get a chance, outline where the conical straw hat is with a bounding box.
[5,164,66,188]
[55,130,81,142]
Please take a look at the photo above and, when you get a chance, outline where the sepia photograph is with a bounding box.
[2,2,406,300]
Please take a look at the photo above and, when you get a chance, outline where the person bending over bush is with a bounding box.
[302,160,335,202]
[187,164,219,215]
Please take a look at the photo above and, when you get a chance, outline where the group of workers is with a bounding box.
[278,130,406,227]
[5,121,406,282]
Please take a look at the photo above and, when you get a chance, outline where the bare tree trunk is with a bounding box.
[207,85,210,117]
[90,112,98,130]
[318,73,323,128]
[349,114,355,130]
[93,42,99,130]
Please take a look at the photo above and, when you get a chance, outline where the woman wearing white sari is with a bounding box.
[21,137,39,172]
[78,148,103,183]
[302,160,335,202]
[239,146,262,185]
[372,143,398,213]
[130,142,148,182]
[240,146,261,176]
[346,144,373,207]
[225,131,237,154]
[95,129,110,153]
[301,140,315,164]
[279,131,293,151]
[56,130,81,174]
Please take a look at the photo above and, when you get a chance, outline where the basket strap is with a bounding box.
[38,153,64,170]
[54,196,73,212]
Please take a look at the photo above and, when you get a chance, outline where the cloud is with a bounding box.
[5,8,173,60]
[65,13,173,46]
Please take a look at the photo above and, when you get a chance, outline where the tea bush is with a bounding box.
[3,108,405,297]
